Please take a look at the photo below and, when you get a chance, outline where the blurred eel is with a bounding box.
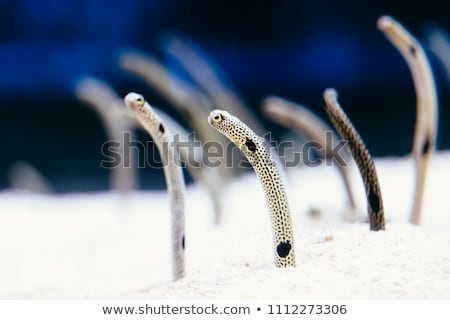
[153,107,224,225]
[163,32,266,136]
[378,15,438,225]
[426,25,450,87]
[262,95,357,210]
[75,77,137,194]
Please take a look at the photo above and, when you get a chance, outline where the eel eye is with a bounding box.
[213,114,223,122]
[135,96,144,106]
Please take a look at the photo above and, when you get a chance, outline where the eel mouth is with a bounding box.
[207,115,215,127]
[124,94,139,111]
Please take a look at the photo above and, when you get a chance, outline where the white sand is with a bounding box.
[0,152,449,299]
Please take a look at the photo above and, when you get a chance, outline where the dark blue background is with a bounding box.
[0,0,449,191]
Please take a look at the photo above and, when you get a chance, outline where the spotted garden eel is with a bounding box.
[262,95,357,210]
[208,110,296,267]
[324,89,385,231]
[378,15,438,225]
[124,92,186,281]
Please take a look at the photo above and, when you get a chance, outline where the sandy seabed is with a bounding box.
[0,152,449,299]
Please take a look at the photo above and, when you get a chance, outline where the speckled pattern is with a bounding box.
[324,89,385,231]
[208,110,295,267]
[125,92,186,281]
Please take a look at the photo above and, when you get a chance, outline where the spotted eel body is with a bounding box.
[378,15,437,225]
[124,92,185,281]
[324,89,385,231]
[208,110,295,267]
